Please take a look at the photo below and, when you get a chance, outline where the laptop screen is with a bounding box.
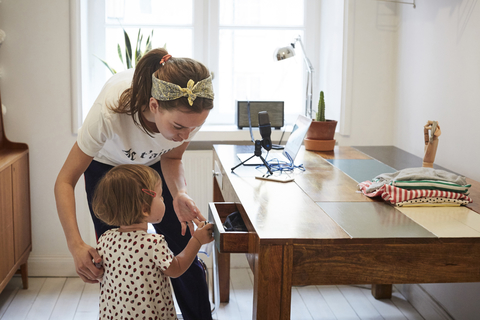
[282,115,313,161]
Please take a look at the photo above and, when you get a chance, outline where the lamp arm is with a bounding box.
[295,36,314,74]
[294,35,314,118]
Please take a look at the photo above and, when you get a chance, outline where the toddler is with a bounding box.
[92,164,214,320]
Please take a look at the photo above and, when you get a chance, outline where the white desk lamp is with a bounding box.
[273,35,314,119]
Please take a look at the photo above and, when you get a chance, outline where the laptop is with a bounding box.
[237,115,313,166]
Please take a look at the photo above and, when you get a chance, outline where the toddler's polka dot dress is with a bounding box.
[96,229,177,320]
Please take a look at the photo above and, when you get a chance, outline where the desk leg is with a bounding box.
[372,284,392,299]
[218,251,230,302]
[253,245,292,320]
[212,176,230,302]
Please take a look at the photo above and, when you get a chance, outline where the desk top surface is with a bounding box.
[214,145,480,243]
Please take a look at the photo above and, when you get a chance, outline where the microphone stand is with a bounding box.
[231,140,273,175]
[231,102,273,175]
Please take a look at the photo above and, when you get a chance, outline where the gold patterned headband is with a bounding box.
[151,74,214,106]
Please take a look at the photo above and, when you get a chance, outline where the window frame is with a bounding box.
[70,0,349,134]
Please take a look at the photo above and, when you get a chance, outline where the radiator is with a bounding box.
[182,150,249,269]
[182,150,214,217]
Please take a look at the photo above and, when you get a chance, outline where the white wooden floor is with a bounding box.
[0,268,425,320]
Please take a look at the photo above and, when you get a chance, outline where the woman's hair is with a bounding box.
[92,164,161,226]
[112,48,214,136]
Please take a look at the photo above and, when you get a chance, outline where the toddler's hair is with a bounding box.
[114,47,214,136]
[92,164,161,226]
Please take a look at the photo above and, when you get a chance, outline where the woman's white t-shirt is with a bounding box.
[77,69,200,166]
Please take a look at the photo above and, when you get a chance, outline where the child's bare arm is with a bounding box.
[163,222,214,278]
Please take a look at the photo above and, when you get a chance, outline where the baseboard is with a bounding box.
[28,255,78,277]
[28,252,248,277]
[395,284,454,320]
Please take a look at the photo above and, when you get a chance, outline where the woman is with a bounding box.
[55,48,214,319]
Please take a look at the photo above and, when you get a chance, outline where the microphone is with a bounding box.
[258,111,272,151]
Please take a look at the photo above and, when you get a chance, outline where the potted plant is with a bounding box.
[304,91,338,151]
[96,29,158,74]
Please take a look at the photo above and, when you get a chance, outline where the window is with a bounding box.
[73,0,324,130]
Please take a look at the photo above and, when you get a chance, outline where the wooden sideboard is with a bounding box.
[0,90,31,293]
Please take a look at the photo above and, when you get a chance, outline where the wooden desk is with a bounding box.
[209,145,480,320]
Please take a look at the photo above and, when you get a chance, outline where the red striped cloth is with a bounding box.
[358,181,473,204]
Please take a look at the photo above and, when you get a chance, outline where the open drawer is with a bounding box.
[208,202,251,253]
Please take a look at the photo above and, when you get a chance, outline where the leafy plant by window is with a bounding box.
[97,29,160,74]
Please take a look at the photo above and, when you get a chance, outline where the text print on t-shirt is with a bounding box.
[123,148,173,161]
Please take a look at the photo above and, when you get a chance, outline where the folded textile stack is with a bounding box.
[358,167,472,207]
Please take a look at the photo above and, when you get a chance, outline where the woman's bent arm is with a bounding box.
[54,142,102,283]
[161,142,206,236]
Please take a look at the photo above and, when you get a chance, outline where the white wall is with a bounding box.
[394,1,480,319]
[0,0,95,276]
[1,0,480,318]
[394,0,480,182]
[318,0,345,123]
[334,0,398,145]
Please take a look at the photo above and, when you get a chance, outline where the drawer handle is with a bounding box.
[212,170,221,177]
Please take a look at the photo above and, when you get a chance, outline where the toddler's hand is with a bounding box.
[192,219,214,245]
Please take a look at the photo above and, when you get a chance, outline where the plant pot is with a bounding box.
[304,120,337,151]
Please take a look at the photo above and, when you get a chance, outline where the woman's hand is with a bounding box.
[160,142,207,236]
[173,192,206,236]
[70,242,104,283]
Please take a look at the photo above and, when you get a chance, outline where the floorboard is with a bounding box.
[291,287,313,320]
[0,270,426,320]
[215,279,242,320]
[296,285,337,320]
[390,291,424,320]
[75,280,99,316]
[50,277,86,320]
[317,285,361,320]
[229,268,254,320]
[25,277,66,320]
[338,285,383,320]
[1,277,45,320]
[360,287,408,320]
[0,277,21,318]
